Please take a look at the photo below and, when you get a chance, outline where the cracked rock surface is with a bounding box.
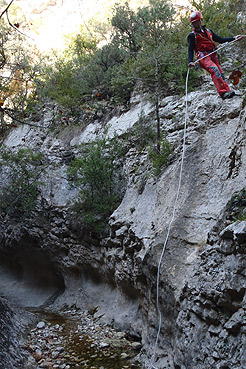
[0,86,246,368]
[174,220,246,369]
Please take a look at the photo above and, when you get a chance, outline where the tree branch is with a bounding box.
[0,0,15,20]
[6,9,33,39]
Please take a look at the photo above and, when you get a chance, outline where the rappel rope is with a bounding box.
[148,37,242,369]
[148,67,189,369]
[193,38,240,65]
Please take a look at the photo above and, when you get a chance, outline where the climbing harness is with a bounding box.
[194,38,239,65]
[193,28,217,55]
[148,36,244,369]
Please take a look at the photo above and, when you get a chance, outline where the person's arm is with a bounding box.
[187,33,196,67]
[211,30,235,43]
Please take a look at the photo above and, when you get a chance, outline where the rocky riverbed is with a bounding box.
[23,307,143,369]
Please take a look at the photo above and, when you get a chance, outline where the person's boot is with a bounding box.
[221,91,235,100]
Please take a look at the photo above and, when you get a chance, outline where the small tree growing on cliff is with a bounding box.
[68,138,124,232]
[111,0,175,154]
[0,147,44,217]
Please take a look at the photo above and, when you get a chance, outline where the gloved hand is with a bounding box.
[188,62,196,68]
[234,35,245,41]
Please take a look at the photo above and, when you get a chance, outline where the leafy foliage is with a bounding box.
[36,30,126,114]
[111,2,144,56]
[0,1,43,120]
[68,138,124,231]
[191,0,243,36]
[125,110,156,150]
[226,188,246,222]
[149,138,173,176]
[36,56,83,115]
[0,147,44,217]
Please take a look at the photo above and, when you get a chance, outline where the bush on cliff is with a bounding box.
[67,138,124,232]
[0,148,44,217]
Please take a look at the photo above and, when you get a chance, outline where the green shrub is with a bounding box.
[68,138,124,232]
[110,57,137,102]
[226,188,246,222]
[149,138,173,176]
[125,112,156,150]
[0,148,44,217]
[191,0,243,36]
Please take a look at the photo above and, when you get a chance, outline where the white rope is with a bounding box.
[148,68,190,369]
[147,37,242,369]
[194,39,237,65]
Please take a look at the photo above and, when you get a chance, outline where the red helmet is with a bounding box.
[190,11,203,23]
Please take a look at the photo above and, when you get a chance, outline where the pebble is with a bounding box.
[51,351,60,359]
[131,342,142,350]
[24,308,141,368]
[37,322,46,329]
[99,342,110,348]
[116,331,126,339]
[56,347,64,352]
[121,352,130,360]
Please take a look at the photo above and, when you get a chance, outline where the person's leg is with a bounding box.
[199,55,230,96]
[213,55,227,81]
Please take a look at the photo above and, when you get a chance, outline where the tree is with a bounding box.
[111,2,143,57]
[68,138,123,231]
[0,0,42,122]
[112,0,175,152]
[137,0,175,151]
[0,147,44,217]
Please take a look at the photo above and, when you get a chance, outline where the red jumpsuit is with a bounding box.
[188,27,234,96]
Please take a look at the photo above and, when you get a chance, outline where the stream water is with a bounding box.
[0,258,143,368]
[23,307,143,369]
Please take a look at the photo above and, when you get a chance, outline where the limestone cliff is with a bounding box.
[0,82,246,368]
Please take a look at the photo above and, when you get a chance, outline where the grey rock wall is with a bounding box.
[0,297,31,369]
[174,221,246,369]
[0,87,246,368]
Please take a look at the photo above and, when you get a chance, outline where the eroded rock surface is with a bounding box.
[0,86,246,368]
[174,221,246,369]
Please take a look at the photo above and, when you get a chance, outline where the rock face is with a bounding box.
[174,221,246,369]
[0,84,246,368]
[0,297,31,369]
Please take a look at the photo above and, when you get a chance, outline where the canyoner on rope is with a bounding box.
[187,10,245,100]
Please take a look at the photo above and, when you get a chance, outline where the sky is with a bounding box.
[12,0,191,52]
[15,0,101,51]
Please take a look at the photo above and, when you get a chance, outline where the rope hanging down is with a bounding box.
[148,37,242,369]
[148,67,189,369]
